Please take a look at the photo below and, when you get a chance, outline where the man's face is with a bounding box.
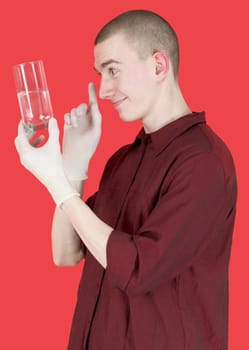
[94,33,158,123]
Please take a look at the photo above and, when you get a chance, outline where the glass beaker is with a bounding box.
[13,60,54,145]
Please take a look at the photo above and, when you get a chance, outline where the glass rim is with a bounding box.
[12,59,44,69]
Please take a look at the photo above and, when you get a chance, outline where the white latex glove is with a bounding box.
[63,82,102,181]
[15,118,80,207]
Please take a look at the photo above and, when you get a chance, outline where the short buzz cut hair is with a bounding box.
[94,10,180,79]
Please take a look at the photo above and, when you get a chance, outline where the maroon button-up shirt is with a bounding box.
[67,112,237,350]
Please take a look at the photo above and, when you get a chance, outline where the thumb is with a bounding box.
[48,117,60,143]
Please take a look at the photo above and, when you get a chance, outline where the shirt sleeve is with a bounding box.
[106,153,228,296]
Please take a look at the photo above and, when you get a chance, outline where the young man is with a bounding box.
[15,10,237,350]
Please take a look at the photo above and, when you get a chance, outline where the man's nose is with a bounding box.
[99,77,115,100]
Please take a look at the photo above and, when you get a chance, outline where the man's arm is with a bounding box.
[61,195,113,268]
[52,180,85,266]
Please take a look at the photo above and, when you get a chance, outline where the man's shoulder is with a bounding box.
[173,122,237,184]
[175,120,234,161]
[196,123,236,173]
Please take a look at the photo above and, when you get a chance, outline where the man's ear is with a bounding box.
[153,52,170,79]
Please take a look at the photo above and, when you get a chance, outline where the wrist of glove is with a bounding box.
[45,168,81,207]
[15,118,80,207]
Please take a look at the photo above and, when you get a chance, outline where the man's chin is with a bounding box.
[118,112,137,123]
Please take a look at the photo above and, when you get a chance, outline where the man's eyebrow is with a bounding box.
[94,59,121,72]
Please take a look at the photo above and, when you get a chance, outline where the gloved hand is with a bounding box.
[63,82,102,181]
[15,117,80,207]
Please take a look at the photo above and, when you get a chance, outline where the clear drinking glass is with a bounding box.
[12,60,54,144]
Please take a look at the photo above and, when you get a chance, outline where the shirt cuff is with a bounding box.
[106,229,137,291]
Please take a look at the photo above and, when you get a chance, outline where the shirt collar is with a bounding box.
[135,111,206,156]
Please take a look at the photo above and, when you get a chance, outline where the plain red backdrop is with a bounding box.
[0,0,247,349]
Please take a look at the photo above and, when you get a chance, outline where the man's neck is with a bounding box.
[142,83,191,133]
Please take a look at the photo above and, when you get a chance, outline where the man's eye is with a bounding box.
[109,67,118,76]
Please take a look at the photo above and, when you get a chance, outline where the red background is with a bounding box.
[1,0,247,349]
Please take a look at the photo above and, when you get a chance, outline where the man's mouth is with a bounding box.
[113,97,127,108]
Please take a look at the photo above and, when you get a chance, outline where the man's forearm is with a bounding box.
[61,195,113,269]
[52,180,85,266]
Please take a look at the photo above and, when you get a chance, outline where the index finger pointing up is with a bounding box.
[88,82,98,105]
